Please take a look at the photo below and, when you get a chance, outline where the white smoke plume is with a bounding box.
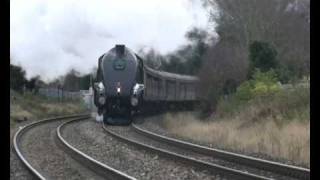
[11,0,211,81]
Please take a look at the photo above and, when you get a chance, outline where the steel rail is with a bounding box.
[132,123,310,180]
[102,123,272,180]
[13,114,90,180]
[57,119,136,180]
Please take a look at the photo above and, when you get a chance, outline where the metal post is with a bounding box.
[61,87,64,102]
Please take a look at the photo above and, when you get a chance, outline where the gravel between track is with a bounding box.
[108,125,298,180]
[19,119,104,180]
[11,122,36,180]
[136,115,307,168]
[61,119,226,180]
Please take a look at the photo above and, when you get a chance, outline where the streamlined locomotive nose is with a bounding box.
[101,45,138,98]
[94,44,143,125]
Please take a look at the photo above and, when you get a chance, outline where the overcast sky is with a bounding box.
[11,0,212,81]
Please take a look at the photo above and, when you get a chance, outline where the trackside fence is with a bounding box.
[38,88,81,101]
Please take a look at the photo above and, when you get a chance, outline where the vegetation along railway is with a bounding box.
[13,45,310,179]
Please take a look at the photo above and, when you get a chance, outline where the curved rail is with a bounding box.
[132,123,310,180]
[57,119,136,180]
[102,123,272,180]
[13,114,90,180]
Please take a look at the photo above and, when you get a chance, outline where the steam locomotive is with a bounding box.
[92,45,198,124]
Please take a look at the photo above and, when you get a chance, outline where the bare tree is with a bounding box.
[197,0,309,110]
[63,69,81,91]
[138,48,164,70]
[198,40,247,110]
[205,0,309,77]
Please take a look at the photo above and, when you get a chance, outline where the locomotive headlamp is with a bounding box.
[131,96,138,106]
[94,82,105,92]
[98,82,105,91]
[95,82,106,105]
[133,84,144,95]
[116,82,121,94]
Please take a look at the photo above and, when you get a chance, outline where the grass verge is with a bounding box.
[162,84,309,167]
[10,90,88,128]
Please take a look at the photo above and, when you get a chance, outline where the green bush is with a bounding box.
[235,69,280,101]
[248,41,278,78]
[235,81,253,101]
[216,69,309,122]
[217,69,281,117]
[275,65,293,84]
[251,69,280,97]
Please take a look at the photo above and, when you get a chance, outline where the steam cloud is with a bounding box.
[11,0,210,81]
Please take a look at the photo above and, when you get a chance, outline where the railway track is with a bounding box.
[104,122,310,180]
[13,114,135,180]
[131,122,310,180]
[13,114,310,180]
[61,119,220,179]
[103,124,277,180]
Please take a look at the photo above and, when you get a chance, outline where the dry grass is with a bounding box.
[41,103,84,115]
[163,112,309,167]
[10,90,88,127]
[10,104,35,122]
[161,82,310,167]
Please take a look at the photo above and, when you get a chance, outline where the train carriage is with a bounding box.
[142,65,198,101]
